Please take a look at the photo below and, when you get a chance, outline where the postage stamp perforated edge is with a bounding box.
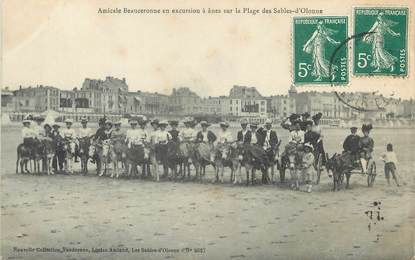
[352,6,410,77]
[291,16,349,86]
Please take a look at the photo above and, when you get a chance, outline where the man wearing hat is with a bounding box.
[51,123,65,173]
[237,119,251,144]
[258,119,278,151]
[137,116,149,142]
[359,124,374,173]
[102,120,113,141]
[93,117,107,142]
[168,120,180,143]
[196,121,217,144]
[343,127,360,161]
[249,123,259,145]
[257,119,279,183]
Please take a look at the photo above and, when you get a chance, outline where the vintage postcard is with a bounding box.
[1,0,414,259]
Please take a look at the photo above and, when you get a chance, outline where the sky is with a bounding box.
[2,0,414,99]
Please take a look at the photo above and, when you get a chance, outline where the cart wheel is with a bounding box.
[366,161,376,187]
[316,153,322,184]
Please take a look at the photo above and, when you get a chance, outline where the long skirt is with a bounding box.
[128,144,145,164]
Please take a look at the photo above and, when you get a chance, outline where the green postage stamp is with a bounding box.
[354,7,408,76]
[293,16,348,85]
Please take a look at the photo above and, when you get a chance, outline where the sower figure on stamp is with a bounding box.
[363,12,400,73]
[303,19,341,81]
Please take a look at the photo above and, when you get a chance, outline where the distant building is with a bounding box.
[170,87,202,115]
[227,85,267,118]
[1,87,15,112]
[201,96,222,115]
[125,91,171,115]
[402,99,415,118]
[269,95,296,119]
[13,85,60,112]
[81,76,128,114]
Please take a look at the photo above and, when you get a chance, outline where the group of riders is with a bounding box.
[17,111,375,192]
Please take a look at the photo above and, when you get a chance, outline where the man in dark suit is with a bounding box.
[343,127,360,158]
[258,119,279,184]
[196,121,217,144]
[237,119,252,144]
[258,119,278,150]
[168,120,180,143]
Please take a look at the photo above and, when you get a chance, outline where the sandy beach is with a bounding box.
[1,126,414,259]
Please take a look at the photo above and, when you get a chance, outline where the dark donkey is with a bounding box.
[325,152,353,191]
[78,136,91,175]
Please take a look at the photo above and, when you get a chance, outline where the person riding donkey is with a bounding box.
[168,120,180,143]
[98,120,113,176]
[51,123,65,173]
[214,121,235,183]
[125,117,147,178]
[258,119,279,184]
[61,119,77,174]
[17,119,37,173]
[155,120,172,181]
[77,116,94,175]
[237,119,252,145]
[196,121,217,147]
[195,121,217,180]
[359,124,374,174]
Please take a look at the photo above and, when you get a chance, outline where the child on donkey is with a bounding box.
[381,143,400,187]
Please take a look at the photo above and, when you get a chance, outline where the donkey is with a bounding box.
[78,137,91,175]
[111,138,128,178]
[16,143,32,174]
[213,142,241,183]
[325,152,355,191]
